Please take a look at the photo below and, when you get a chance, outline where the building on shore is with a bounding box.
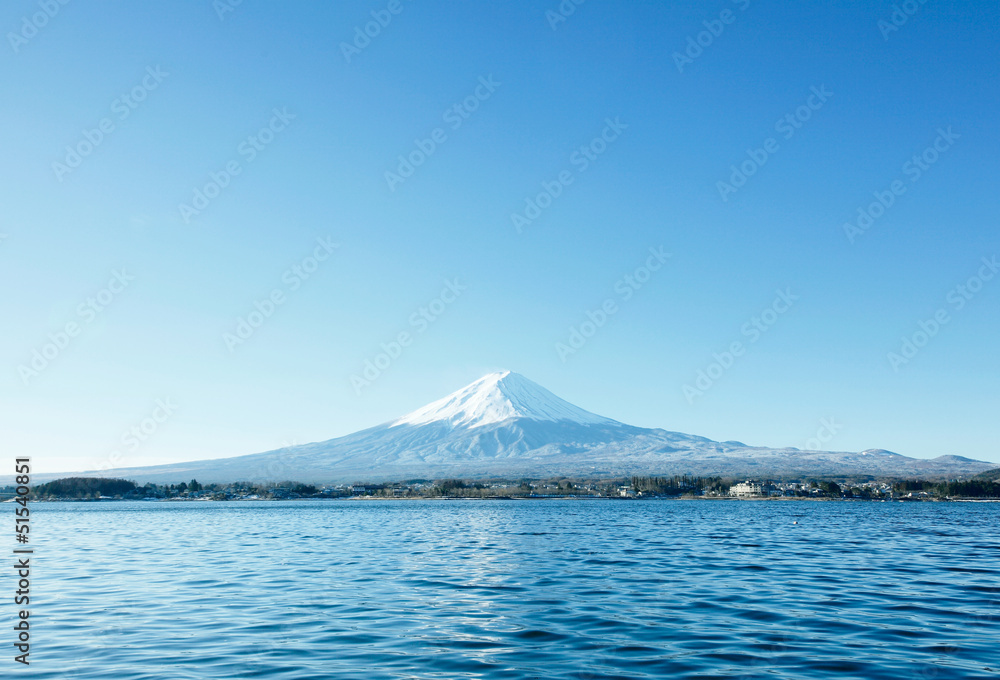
[730,481,765,498]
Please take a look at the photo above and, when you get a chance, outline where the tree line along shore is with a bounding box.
[6,471,1000,502]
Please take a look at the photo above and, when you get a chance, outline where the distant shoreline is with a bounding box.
[16,495,999,503]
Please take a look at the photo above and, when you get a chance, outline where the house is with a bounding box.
[730,481,765,498]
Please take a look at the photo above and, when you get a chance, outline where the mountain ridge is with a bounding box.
[13,371,996,484]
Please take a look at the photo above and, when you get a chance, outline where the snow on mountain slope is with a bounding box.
[19,371,995,484]
[391,371,621,429]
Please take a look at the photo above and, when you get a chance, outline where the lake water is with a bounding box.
[14,500,1000,679]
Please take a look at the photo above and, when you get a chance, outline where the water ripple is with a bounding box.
[15,500,1000,679]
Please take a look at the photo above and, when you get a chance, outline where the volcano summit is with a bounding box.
[53,371,995,484]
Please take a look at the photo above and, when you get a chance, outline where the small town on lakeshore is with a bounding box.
[6,470,1000,502]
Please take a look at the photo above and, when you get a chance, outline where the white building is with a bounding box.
[730,481,764,497]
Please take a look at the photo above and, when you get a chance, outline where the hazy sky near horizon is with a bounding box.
[2,0,998,473]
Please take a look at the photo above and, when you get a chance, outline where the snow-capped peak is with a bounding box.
[390,371,621,429]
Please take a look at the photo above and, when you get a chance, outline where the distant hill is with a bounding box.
[974,467,1000,481]
[6,372,997,485]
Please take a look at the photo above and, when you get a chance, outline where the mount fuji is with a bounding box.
[390,371,621,430]
[43,371,996,483]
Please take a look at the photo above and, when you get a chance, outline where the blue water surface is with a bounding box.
[11,500,1000,679]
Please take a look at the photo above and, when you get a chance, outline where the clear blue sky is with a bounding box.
[3,0,998,473]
